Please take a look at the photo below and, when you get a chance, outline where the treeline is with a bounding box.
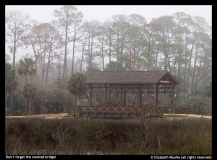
[5,6,212,115]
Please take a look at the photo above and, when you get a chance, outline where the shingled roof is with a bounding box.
[85,70,180,85]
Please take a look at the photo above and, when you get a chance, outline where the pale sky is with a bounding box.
[6,5,212,25]
[5,5,212,64]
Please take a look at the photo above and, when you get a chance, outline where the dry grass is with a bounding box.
[5,115,212,155]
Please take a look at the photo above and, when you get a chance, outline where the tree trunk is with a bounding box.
[80,40,86,72]
[25,74,28,84]
[10,93,14,115]
[90,35,94,67]
[109,31,112,69]
[45,42,52,84]
[29,99,31,115]
[129,45,132,71]
[10,26,17,115]
[101,38,105,71]
[120,32,124,67]
[116,30,120,61]
[133,39,136,70]
[155,47,159,68]
[26,99,29,115]
[177,41,182,81]
[164,49,167,71]
[184,32,189,92]
[76,95,80,106]
[32,44,37,76]
[148,39,151,71]
[186,44,194,94]
[58,56,61,80]
[191,44,199,93]
[72,32,76,74]
[45,66,49,84]
[194,59,203,93]
[191,43,199,94]
[13,26,16,71]
[88,33,91,67]
[63,23,68,81]
[42,43,46,84]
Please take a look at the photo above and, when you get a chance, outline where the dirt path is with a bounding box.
[186,114,211,119]
[5,113,68,119]
[6,113,211,120]
[164,114,212,119]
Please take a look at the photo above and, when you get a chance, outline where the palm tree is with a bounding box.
[5,70,18,96]
[23,83,37,115]
[18,58,36,84]
[68,72,87,106]
[5,62,18,115]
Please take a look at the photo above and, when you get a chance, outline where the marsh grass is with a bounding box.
[5,117,212,155]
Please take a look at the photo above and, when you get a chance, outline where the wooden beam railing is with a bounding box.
[68,106,198,117]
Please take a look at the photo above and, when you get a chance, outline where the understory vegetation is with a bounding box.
[5,118,212,155]
[5,6,212,116]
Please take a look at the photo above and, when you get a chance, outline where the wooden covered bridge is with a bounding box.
[68,70,197,119]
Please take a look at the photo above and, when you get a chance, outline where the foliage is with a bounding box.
[104,61,126,71]
[18,58,36,84]
[5,53,10,62]
[86,64,100,77]
[44,90,66,114]
[5,7,212,110]
[204,81,212,97]
[5,62,18,95]
[6,118,211,155]
[45,99,62,114]
[23,83,37,115]
[5,10,30,70]
[23,83,37,99]
[68,72,87,97]
[179,95,207,114]
[5,62,12,74]
[12,93,25,115]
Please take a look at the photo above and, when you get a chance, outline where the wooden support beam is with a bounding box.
[153,85,155,117]
[109,85,111,106]
[127,107,129,118]
[104,84,107,116]
[135,85,139,117]
[137,85,140,107]
[124,92,126,107]
[140,93,142,107]
[79,106,81,118]
[90,84,92,107]
[156,85,158,108]
[172,85,175,114]
[121,85,123,107]
[105,84,107,106]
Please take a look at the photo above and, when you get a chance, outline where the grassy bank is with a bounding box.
[5,117,212,155]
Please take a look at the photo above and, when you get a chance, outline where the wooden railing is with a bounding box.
[68,106,198,117]
[68,106,165,118]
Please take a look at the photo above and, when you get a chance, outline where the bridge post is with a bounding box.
[90,84,92,107]
[172,85,175,114]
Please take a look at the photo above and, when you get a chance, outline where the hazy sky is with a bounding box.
[6,5,212,25]
[5,5,212,64]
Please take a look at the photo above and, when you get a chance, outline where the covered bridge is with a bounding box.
[69,70,186,118]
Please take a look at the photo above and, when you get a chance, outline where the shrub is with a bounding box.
[5,118,212,155]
